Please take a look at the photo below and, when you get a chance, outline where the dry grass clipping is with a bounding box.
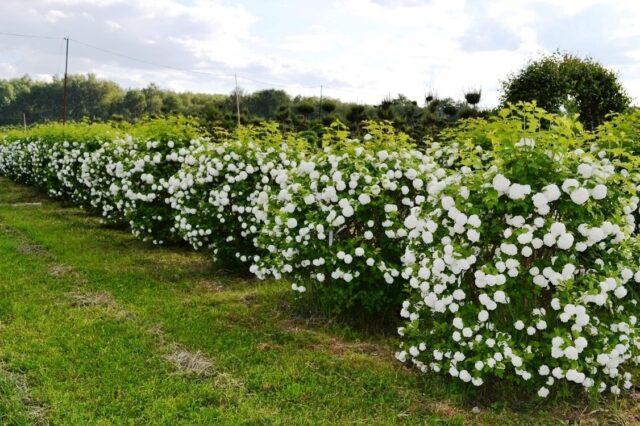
[17,244,45,255]
[164,350,213,376]
[48,264,75,278]
[69,292,114,308]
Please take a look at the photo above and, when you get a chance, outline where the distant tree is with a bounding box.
[501,53,630,129]
[122,90,146,118]
[161,93,183,114]
[142,83,164,116]
[245,89,290,120]
[294,101,315,120]
[275,105,292,130]
[346,104,367,134]
[320,100,336,114]
[464,90,481,108]
[0,73,481,138]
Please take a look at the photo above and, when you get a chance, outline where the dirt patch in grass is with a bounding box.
[241,293,257,306]
[194,279,225,293]
[68,291,115,308]
[256,342,283,351]
[319,336,392,358]
[47,264,75,278]
[6,202,43,207]
[164,349,213,377]
[17,244,45,255]
[0,362,50,425]
[282,321,393,359]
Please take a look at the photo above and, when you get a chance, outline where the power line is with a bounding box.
[69,38,230,80]
[0,32,382,102]
[71,38,321,91]
[0,31,61,40]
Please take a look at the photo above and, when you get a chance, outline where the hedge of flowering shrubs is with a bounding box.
[397,105,640,398]
[1,104,640,400]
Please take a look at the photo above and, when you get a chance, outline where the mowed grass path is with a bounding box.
[0,177,636,425]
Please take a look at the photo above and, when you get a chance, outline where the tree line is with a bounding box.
[0,73,485,140]
[0,52,633,141]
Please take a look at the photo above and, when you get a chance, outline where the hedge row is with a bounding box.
[2,105,640,399]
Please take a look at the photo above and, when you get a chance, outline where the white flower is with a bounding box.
[441,196,455,210]
[562,179,579,193]
[468,215,481,228]
[467,229,480,242]
[543,184,561,202]
[614,286,628,298]
[556,233,574,250]
[492,174,511,193]
[404,215,419,229]
[570,187,590,205]
[537,387,550,398]
[500,243,517,256]
[591,184,607,200]
[494,291,507,303]
[577,163,593,178]
[358,193,371,205]
[508,183,531,200]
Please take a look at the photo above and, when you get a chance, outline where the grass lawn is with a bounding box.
[0,176,637,425]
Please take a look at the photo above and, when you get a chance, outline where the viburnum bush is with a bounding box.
[0,123,114,202]
[79,135,137,224]
[396,106,640,398]
[112,118,206,245]
[597,110,640,235]
[250,122,446,317]
[168,123,307,268]
[0,139,48,187]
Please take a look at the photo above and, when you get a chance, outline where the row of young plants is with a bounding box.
[1,105,640,401]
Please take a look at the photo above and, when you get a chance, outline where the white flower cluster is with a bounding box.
[0,129,205,245]
[249,130,453,314]
[397,141,640,398]
[168,136,299,266]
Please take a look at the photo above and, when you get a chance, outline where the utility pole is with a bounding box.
[234,73,240,126]
[22,112,27,130]
[319,85,323,120]
[62,36,69,125]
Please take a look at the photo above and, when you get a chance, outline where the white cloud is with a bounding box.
[0,0,637,106]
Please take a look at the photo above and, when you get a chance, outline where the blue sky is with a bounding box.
[0,0,638,107]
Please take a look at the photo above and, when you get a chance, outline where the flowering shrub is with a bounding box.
[0,123,115,202]
[397,107,640,398]
[80,135,136,224]
[112,118,206,245]
[168,124,306,268]
[250,123,445,316]
[0,139,48,187]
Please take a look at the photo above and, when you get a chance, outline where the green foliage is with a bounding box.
[501,53,630,130]
[597,108,640,154]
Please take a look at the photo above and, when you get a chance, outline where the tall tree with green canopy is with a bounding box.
[501,52,630,130]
